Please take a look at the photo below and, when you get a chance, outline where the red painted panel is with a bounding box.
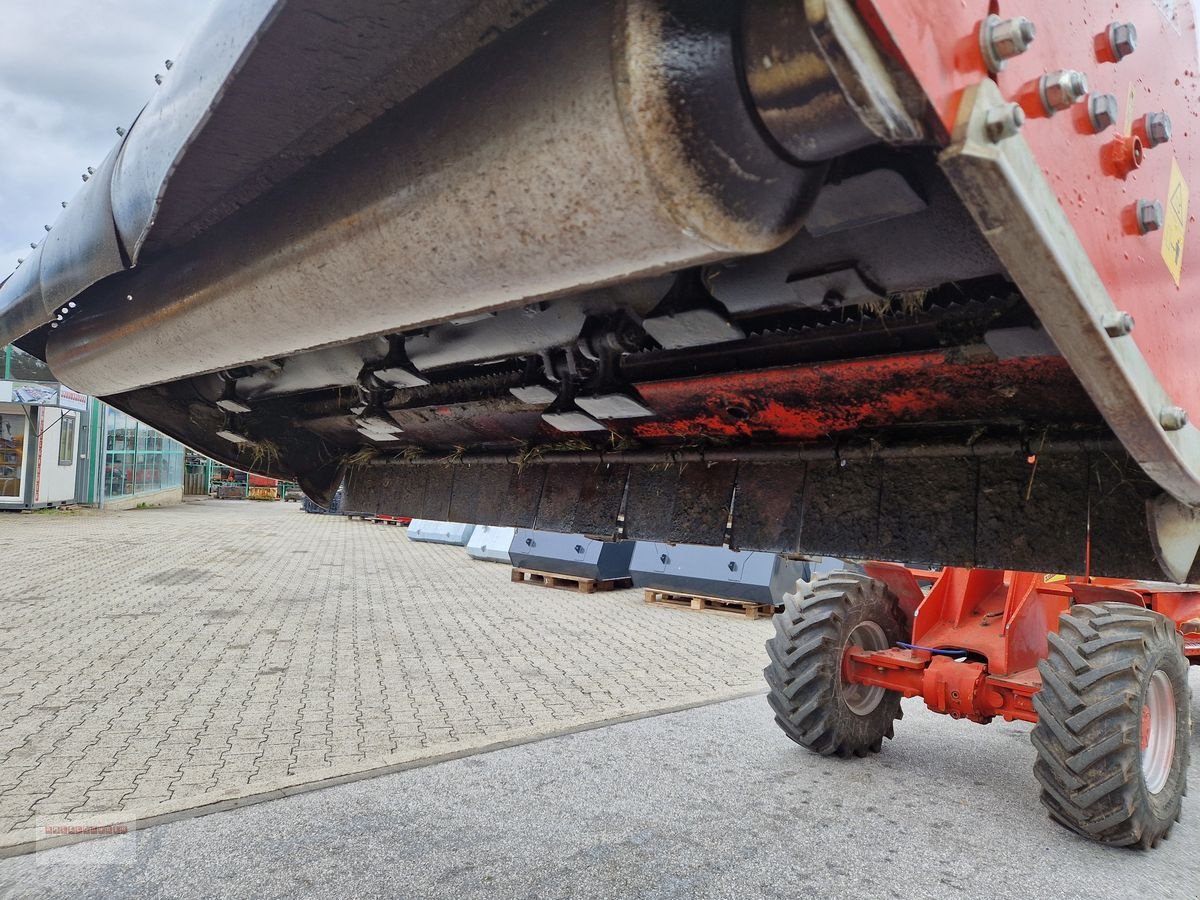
[631,352,1095,442]
[863,0,1200,431]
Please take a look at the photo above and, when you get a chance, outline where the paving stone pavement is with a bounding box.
[0,501,772,853]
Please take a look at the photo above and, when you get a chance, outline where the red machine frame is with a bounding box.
[844,563,1200,724]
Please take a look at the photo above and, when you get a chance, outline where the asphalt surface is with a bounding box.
[2,674,1197,900]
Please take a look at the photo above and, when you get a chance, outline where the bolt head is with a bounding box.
[1101,311,1135,337]
[1107,22,1138,60]
[1161,406,1189,431]
[1137,199,1165,234]
[981,15,1037,73]
[1040,70,1089,114]
[985,102,1026,142]
[1144,112,1172,147]
[1088,93,1119,133]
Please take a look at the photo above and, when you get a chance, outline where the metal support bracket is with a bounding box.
[1147,493,1200,584]
[940,79,1200,578]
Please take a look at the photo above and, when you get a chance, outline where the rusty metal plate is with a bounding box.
[346,466,423,517]
[572,463,629,539]
[974,455,1089,575]
[729,461,806,552]
[417,466,455,521]
[1086,454,1170,581]
[445,464,487,525]
[532,464,585,532]
[625,461,736,546]
[877,457,977,567]
[531,462,628,537]
[455,465,546,528]
[798,459,883,558]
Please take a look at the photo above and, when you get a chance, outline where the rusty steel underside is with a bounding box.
[2,0,1195,580]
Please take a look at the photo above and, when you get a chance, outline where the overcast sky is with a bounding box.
[0,1,218,275]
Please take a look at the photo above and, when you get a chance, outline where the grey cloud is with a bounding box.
[0,0,218,273]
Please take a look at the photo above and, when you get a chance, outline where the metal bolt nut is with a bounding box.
[985,102,1026,142]
[980,15,1036,74]
[1039,70,1089,115]
[1137,199,1165,234]
[1161,406,1189,431]
[1087,93,1119,133]
[1107,22,1138,61]
[1101,311,1135,337]
[1142,112,1172,147]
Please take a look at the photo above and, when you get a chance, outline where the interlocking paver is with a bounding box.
[0,500,772,848]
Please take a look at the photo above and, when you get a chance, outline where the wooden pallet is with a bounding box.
[345,513,408,525]
[510,567,632,594]
[642,588,778,620]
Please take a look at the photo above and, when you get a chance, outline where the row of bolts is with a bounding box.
[982,15,1187,433]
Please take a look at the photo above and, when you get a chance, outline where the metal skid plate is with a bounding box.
[509,530,636,581]
[406,520,476,546]
[629,542,811,604]
[465,526,517,564]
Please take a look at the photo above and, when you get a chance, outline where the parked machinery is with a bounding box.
[766,566,1199,848]
[405,520,476,546]
[4,0,1200,850]
[630,543,810,605]
[509,530,635,582]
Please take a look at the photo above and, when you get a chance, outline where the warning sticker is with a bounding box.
[1161,157,1189,286]
[1043,574,1066,583]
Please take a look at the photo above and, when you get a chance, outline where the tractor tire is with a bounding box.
[764,572,904,758]
[1032,602,1192,849]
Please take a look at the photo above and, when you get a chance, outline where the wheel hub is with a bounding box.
[1140,669,1176,795]
[841,621,889,716]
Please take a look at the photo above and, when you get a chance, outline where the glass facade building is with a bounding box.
[2,345,187,507]
[100,406,186,502]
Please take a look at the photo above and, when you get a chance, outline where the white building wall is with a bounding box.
[32,409,79,505]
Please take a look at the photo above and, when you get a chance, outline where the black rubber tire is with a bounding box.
[1032,602,1192,849]
[764,572,905,758]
